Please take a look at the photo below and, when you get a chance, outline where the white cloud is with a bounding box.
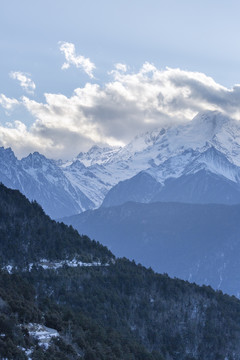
[0,119,57,158]
[114,63,127,72]
[10,71,36,94]
[0,94,19,111]
[1,63,240,159]
[59,42,96,78]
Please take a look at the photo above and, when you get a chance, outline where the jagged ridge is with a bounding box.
[1,111,240,218]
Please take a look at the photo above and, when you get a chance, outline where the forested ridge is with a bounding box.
[1,183,240,359]
[0,184,112,267]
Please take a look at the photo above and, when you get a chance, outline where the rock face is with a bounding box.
[2,110,240,218]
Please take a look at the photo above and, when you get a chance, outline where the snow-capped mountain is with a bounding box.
[0,149,94,218]
[102,146,240,207]
[2,110,240,218]
[64,110,240,209]
[76,145,121,166]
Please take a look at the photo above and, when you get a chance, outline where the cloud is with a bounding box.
[10,71,36,94]
[59,42,96,78]
[114,63,127,72]
[0,119,57,159]
[0,94,20,111]
[1,63,240,159]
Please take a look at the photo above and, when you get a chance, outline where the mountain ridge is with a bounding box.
[2,110,240,218]
[61,200,240,297]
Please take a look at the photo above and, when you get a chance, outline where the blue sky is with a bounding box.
[1,0,240,159]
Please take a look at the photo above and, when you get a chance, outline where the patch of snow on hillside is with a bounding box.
[2,265,14,274]
[27,258,108,271]
[26,323,59,349]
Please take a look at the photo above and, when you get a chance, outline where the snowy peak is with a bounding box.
[69,159,87,171]
[21,152,53,169]
[190,111,231,132]
[147,145,240,184]
[158,111,231,154]
[126,127,167,152]
[62,110,240,209]
[21,152,66,186]
[77,145,121,166]
[176,111,240,165]
[186,147,240,183]
[101,111,240,170]
[0,146,18,164]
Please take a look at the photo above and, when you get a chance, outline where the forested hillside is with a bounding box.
[0,183,112,267]
[1,183,240,359]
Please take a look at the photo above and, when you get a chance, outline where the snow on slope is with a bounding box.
[26,323,59,349]
[76,145,121,166]
[61,111,240,208]
[0,148,94,218]
[62,161,113,206]
[3,259,110,274]
[146,147,240,184]
[1,110,240,217]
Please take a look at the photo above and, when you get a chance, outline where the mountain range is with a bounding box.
[3,110,240,358]
[3,110,240,298]
[2,110,240,218]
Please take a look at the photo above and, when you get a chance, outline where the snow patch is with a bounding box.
[28,258,109,271]
[2,259,110,274]
[26,323,59,349]
[18,346,34,360]
[2,265,13,274]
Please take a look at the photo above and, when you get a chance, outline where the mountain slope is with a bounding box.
[102,171,162,207]
[102,169,240,207]
[154,169,240,204]
[0,183,112,267]
[62,201,240,297]
[21,152,94,218]
[0,148,94,219]
[102,146,240,207]
[25,259,240,360]
[2,185,240,359]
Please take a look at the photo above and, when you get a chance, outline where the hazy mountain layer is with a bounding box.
[62,201,240,297]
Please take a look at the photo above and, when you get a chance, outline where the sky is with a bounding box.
[1,0,240,159]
